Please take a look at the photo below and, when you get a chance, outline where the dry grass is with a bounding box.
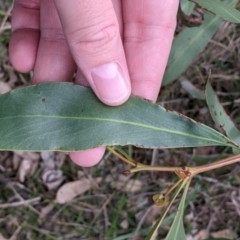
[0,1,240,240]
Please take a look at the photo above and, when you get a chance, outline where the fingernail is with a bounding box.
[91,62,130,105]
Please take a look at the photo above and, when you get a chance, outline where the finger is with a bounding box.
[75,0,124,85]
[112,0,123,37]
[74,69,105,167]
[123,0,178,101]
[69,147,105,167]
[30,0,102,167]
[9,0,40,72]
[75,69,90,87]
[73,0,123,166]
[32,0,75,84]
[54,0,131,106]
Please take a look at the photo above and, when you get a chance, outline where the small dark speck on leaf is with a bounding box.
[214,111,217,116]
[41,98,46,102]
[143,98,154,103]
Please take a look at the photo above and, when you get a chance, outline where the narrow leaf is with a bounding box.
[180,0,196,16]
[165,182,190,240]
[206,81,240,153]
[163,12,222,86]
[204,238,231,240]
[194,0,240,23]
[180,77,205,100]
[145,180,187,240]
[0,83,236,151]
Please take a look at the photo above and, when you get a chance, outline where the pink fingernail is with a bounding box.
[91,62,130,105]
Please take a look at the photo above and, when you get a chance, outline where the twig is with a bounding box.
[191,154,240,176]
[103,206,109,232]
[107,147,187,176]
[9,224,22,240]
[0,197,41,209]
[8,185,41,215]
[231,191,240,217]
[0,2,13,33]
[107,146,138,167]
[90,193,114,225]
[206,213,215,235]
[82,168,101,190]
[132,205,154,240]
[110,145,240,178]
[23,223,57,240]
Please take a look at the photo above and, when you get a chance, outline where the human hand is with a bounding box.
[9,0,178,167]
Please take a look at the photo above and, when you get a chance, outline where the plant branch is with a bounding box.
[165,178,183,197]
[107,146,138,167]
[152,178,184,207]
[146,178,191,240]
[108,146,240,178]
[191,153,240,176]
[107,146,181,173]
[128,165,181,174]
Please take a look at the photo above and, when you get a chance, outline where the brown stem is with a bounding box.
[108,146,240,178]
[107,146,140,167]
[164,178,183,197]
[107,147,176,171]
[191,153,240,176]
[129,166,181,174]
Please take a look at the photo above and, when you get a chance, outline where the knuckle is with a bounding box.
[15,0,39,9]
[41,28,66,43]
[124,22,176,43]
[70,22,119,56]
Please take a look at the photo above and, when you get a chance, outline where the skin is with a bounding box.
[9,0,179,167]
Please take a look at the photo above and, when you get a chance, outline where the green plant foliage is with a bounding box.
[0,83,237,152]
[180,0,196,16]
[206,81,240,153]
[165,182,190,240]
[180,77,205,100]
[194,0,240,23]
[204,238,231,240]
[145,180,188,240]
[162,12,222,86]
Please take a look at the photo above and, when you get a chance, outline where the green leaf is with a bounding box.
[165,182,190,240]
[204,238,231,240]
[0,83,237,151]
[206,81,240,153]
[194,0,240,23]
[145,180,188,240]
[180,0,196,16]
[180,77,205,100]
[162,12,222,86]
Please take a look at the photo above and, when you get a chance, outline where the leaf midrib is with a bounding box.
[198,0,240,22]
[217,5,239,22]
[169,14,219,65]
[0,114,225,144]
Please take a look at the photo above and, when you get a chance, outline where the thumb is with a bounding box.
[54,0,131,106]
